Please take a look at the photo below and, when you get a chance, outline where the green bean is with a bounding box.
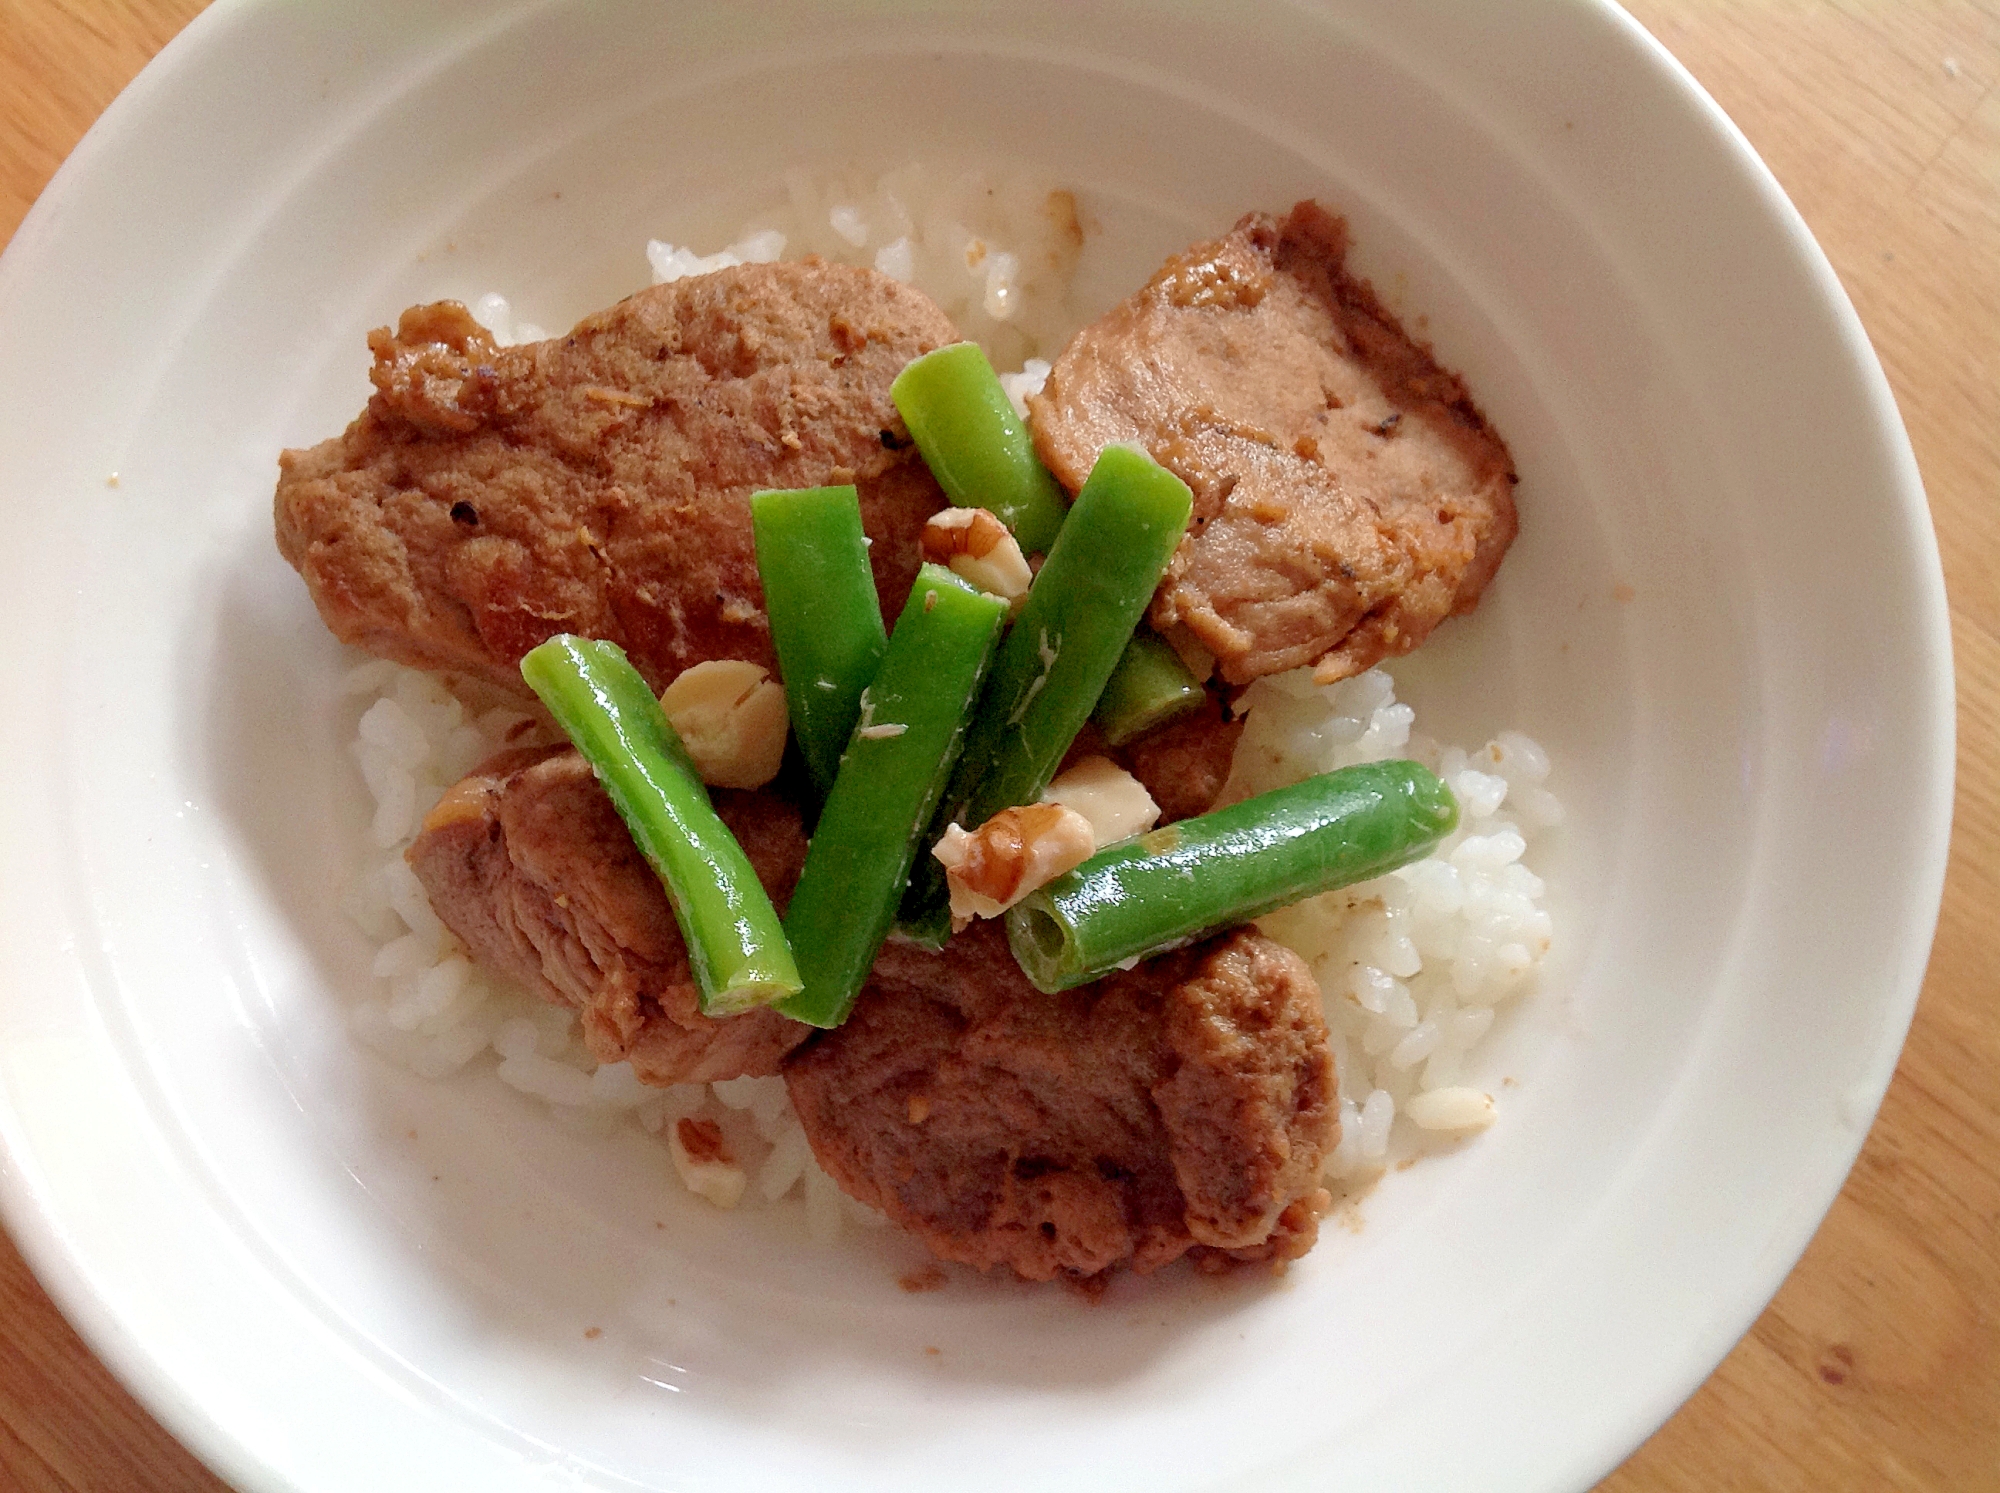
[777,565,1009,1029]
[1004,760,1459,993]
[900,443,1193,945]
[750,484,888,801]
[891,341,1069,554]
[1093,631,1205,747]
[519,635,802,1016]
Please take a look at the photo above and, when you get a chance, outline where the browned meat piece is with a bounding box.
[277,262,957,695]
[1114,692,1243,824]
[406,746,809,1084]
[1030,201,1517,686]
[785,923,1335,1282]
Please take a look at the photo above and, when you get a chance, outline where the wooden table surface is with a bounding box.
[2,1,1996,1488]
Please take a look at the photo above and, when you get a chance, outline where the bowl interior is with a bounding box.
[0,1,1948,1490]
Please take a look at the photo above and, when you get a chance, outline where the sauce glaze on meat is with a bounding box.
[1029,201,1517,686]
[787,923,1335,1280]
[276,262,955,696]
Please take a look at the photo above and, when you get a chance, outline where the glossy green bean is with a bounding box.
[1004,760,1459,993]
[750,484,888,801]
[900,443,1193,945]
[519,634,802,1016]
[777,564,1009,1028]
[890,341,1069,554]
[1092,631,1205,747]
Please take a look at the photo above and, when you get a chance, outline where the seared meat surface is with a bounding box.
[406,746,809,1084]
[1057,692,1243,826]
[1114,692,1243,824]
[1029,201,1516,686]
[785,923,1335,1282]
[277,262,956,695]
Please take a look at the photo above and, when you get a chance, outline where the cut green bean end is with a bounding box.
[1094,632,1205,747]
[891,342,1069,555]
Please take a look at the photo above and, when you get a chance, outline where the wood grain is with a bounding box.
[1,2,1994,1488]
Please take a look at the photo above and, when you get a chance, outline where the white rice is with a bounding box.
[336,171,1558,1237]
[1234,669,1560,1178]
[644,163,1085,372]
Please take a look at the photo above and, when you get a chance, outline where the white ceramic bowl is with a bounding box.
[0,2,1951,1489]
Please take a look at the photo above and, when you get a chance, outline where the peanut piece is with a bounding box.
[1042,756,1159,845]
[932,801,1096,926]
[659,659,789,789]
[669,1116,747,1208]
[921,506,1033,606]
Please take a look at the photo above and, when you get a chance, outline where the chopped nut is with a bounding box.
[932,802,1096,924]
[956,538,1033,605]
[677,1117,729,1164]
[1042,756,1159,845]
[922,507,1001,552]
[669,1117,746,1208]
[921,507,1033,605]
[659,659,789,789]
[907,1094,931,1124]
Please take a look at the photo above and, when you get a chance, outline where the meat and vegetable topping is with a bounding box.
[520,634,803,1016]
[293,198,1520,1284]
[405,746,809,1085]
